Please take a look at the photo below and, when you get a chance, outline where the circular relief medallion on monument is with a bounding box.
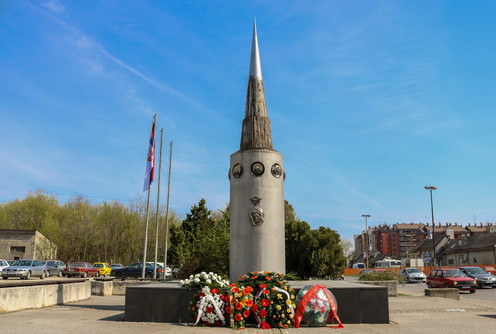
[250,161,265,176]
[271,163,282,178]
[232,163,243,178]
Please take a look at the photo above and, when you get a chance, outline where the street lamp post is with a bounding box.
[362,214,371,269]
[425,186,437,267]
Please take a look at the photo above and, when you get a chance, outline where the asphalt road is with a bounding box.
[399,280,496,301]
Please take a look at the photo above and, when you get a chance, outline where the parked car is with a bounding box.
[399,268,427,283]
[146,262,172,277]
[171,265,180,278]
[0,259,10,271]
[458,266,496,288]
[44,260,66,277]
[64,262,99,278]
[111,262,163,279]
[111,263,124,269]
[93,262,112,277]
[1,259,48,279]
[426,268,476,293]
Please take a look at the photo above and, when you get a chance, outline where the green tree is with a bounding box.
[304,227,347,279]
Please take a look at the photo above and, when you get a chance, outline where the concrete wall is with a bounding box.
[0,281,90,313]
[358,280,398,296]
[425,288,459,300]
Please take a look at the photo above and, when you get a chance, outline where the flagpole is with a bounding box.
[163,141,173,278]
[153,128,164,279]
[141,185,152,279]
[142,114,157,279]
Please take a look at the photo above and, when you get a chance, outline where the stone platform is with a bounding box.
[124,280,389,324]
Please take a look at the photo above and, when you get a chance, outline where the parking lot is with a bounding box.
[1,275,496,333]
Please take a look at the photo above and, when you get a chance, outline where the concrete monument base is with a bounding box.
[124,280,389,324]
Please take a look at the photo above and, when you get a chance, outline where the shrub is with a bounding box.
[359,270,398,281]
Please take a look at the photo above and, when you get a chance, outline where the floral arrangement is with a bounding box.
[266,287,296,329]
[238,271,286,289]
[180,271,229,289]
[228,283,254,329]
[184,271,299,330]
[294,284,343,328]
[191,286,228,326]
[238,271,296,329]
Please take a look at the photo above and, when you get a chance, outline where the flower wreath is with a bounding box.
[191,286,227,326]
[238,271,296,329]
[181,272,230,327]
[229,283,254,329]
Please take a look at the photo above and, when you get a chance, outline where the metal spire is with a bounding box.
[249,19,263,79]
[239,20,274,151]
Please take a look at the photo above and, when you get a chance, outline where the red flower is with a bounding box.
[230,283,237,288]
[251,275,257,279]
[258,309,267,318]
[198,293,205,298]
[251,304,258,312]
[243,310,251,318]
[225,306,232,314]
[210,288,219,294]
[259,283,267,289]
[265,276,272,280]
[246,299,254,307]
[203,321,210,326]
[206,306,213,313]
[214,321,221,327]
[234,314,242,322]
[261,299,270,307]
[260,321,271,330]
[235,303,243,310]
[243,288,251,295]
[262,289,269,295]
[232,287,240,293]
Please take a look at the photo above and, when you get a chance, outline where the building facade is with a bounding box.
[0,229,57,261]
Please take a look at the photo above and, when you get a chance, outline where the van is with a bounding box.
[352,263,365,269]
[374,260,401,269]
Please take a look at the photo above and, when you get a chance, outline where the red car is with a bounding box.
[64,262,99,278]
[426,268,476,293]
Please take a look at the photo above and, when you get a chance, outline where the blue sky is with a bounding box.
[1,0,496,242]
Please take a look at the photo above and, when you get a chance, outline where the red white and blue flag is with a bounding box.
[143,117,156,192]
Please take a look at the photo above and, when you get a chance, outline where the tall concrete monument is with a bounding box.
[229,22,285,280]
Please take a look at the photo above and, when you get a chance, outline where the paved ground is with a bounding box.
[1,281,495,333]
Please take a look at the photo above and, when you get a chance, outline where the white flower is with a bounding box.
[194,278,200,283]
[179,280,184,285]
[206,279,212,284]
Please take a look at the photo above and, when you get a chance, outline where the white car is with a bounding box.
[0,259,10,271]
[400,268,427,283]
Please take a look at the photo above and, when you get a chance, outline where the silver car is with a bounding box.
[458,266,496,288]
[399,267,427,283]
[1,259,48,280]
[44,260,67,277]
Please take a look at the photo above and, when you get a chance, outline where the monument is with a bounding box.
[229,21,286,281]
[124,23,389,326]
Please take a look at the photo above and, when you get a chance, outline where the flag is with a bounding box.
[143,117,156,191]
